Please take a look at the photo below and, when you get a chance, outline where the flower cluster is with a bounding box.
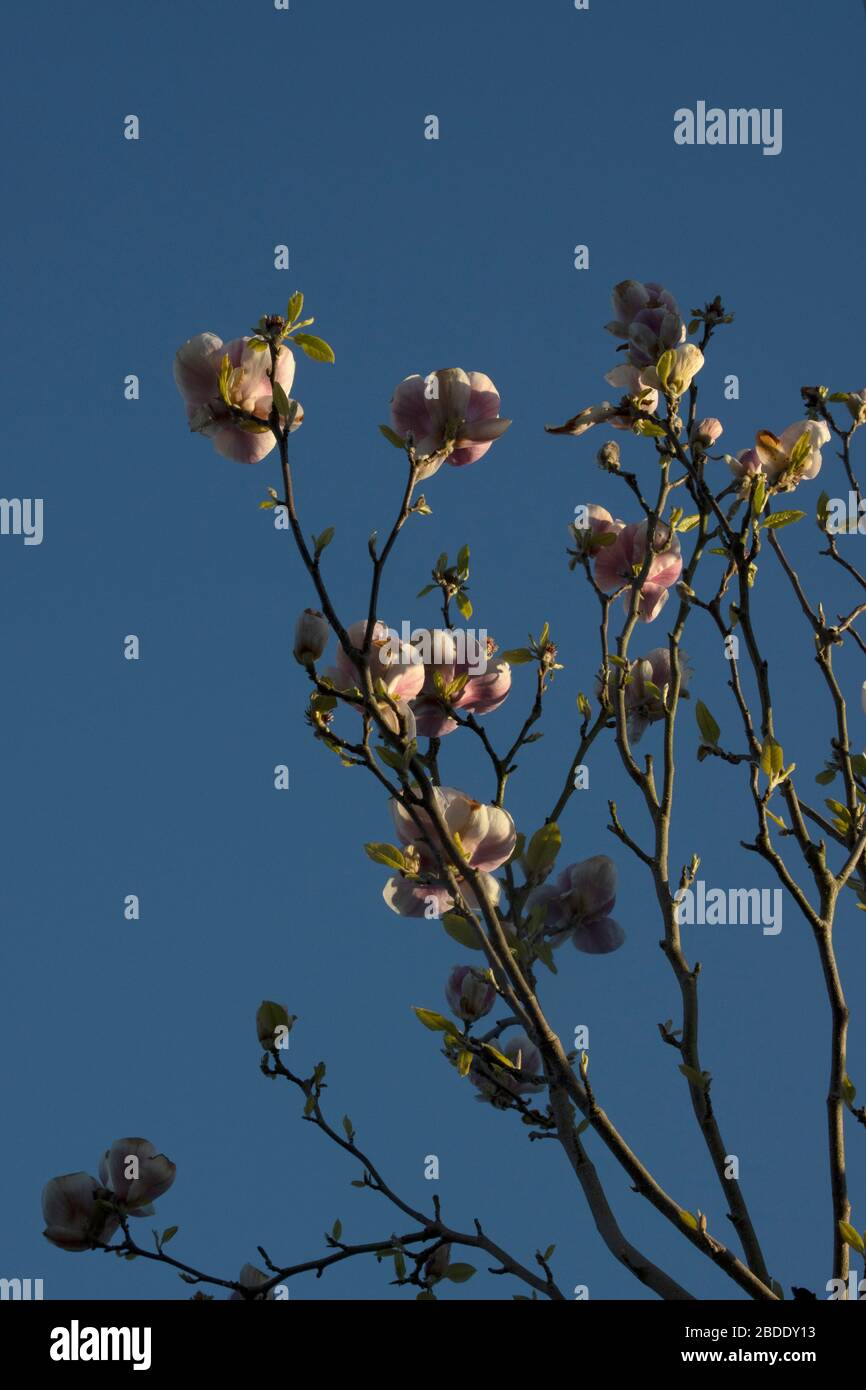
[383,786,517,918]
[42,1138,176,1251]
[580,507,683,622]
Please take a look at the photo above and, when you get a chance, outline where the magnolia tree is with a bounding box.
[42,283,866,1300]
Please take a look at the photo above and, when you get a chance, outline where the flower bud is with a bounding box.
[293,609,329,666]
[445,965,496,1022]
[690,417,723,449]
[424,1243,452,1282]
[256,1000,296,1050]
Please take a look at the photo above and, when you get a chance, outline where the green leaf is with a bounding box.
[286,290,304,326]
[500,648,534,665]
[416,583,437,598]
[161,1225,178,1246]
[760,738,784,779]
[541,1244,556,1262]
[413,1007,458,1036]
[331,1219,342,1241]
[442,913,484,951]
[525,822,562,877]
[456,543,470,575]
[788,430,812,468]
[443,1263,476,1283]
[259,499,276,510]
[633,419,667,438]
[456,591,473,620]
[815,768,836,785]
[752,475,767,516]
[246,337,269,353]
[272,381,292,418]
[695,700,720,746]
[838,1221,865,1255]
[679,1209,699,1231]
[484,1044,516,1070]
[456,1049,473,1077]
[363,842,406,871]
[342,1115,355,1140]
[577,692,592,719]
[676,514,701,533]
[842,1074,857,1106]
[379,424,406,449]
[761,510,805,530]
[375,744,408,772]
[293,333,335,364]
[313,526,335,555]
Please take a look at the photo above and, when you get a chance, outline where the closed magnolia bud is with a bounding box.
[256,1000,295,1050]
[293,609,329,666]
[596,440,621,471]
[424,1243,452,1282]
[690,417,723,448]
[445,965,496,1022]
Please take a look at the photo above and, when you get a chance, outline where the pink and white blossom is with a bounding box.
[174,334,302,464]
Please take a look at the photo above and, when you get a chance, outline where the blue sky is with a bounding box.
[2,0,865,1300]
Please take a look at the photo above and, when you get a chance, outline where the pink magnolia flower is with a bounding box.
[527,856,624,955]
[174,334,302,464]
[445,965,496,1022]
[605,280,685,369]
[690,417,723,449]
[624,647,690,741]
[410,629,512,737]
[726,447,763,491]
[325,619,425,703]
[42,1172,120,1252]
[753,419,831,486]
[99,1138,176,1215]
[472,1031,544,1101]
[383,787,516,920]
[390,369,511,476]
[593,516,683,622]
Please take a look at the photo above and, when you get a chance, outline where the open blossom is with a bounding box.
[527,856,624,955]
[99,1138,176,1215]
[753,419,831,486]
[383,787,516,919]
[42,1173,120,1252]
[390,369,511,477]
[592,512,683,622]
[410,629,511,737]
[445,965,496,1022]
[325,619,425,702]
[174,335,302,464]
[605,280,685,368]
[473,1031,544,1101]
[624,647,690,741]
